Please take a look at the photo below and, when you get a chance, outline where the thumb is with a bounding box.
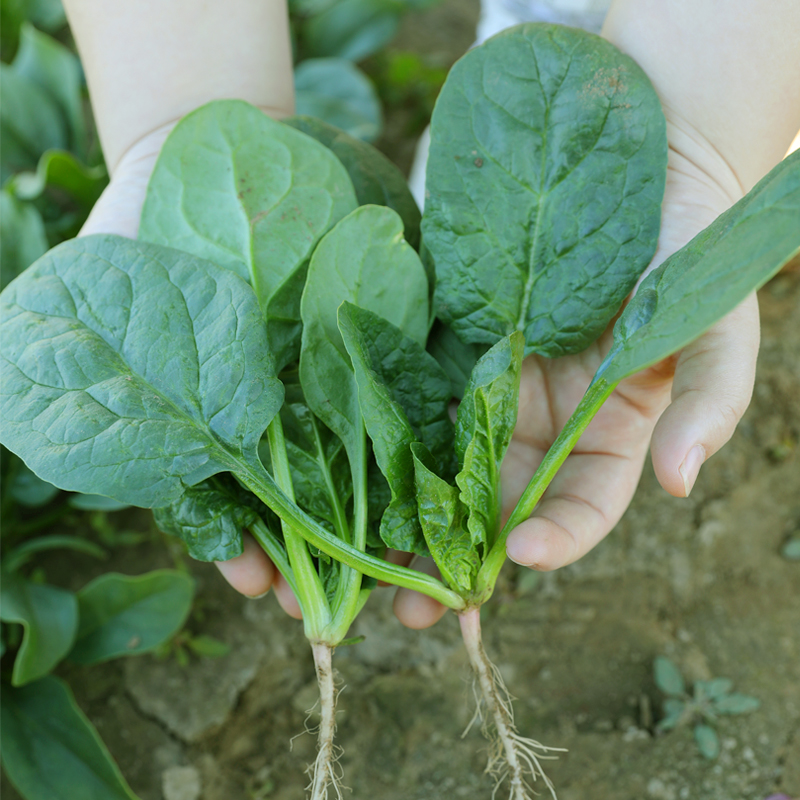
[650,293,760,497]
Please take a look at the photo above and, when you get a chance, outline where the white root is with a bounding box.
[307,643,344,800]
[458,609,565,800]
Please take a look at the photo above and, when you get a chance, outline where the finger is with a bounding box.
[506,446,649,571]
[378,549,414,588]
[650,294,760,497]
[215,532,276,598]
[393,557,448,629]
[273,573,303,620]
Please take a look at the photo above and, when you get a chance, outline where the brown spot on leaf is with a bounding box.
[474,158,484,168]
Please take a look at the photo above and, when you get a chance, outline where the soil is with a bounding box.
[3,2,799,799]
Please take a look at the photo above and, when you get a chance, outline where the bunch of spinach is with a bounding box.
[1,22,798,800]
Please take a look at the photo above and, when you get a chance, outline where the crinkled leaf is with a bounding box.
[423,23,667,356]
[694,724,720,760]
[153,477,261,562]
[299,205,428,467]
[654,656,686,697]
[295,58,382,142]
[455,333,524,553]
[302,0,401,62]
[12,24,85,153]
[0,235,284,508]
[694,678,733,701]
[411,443,478,593]
[70,570,194,664]
[713,693,760,715]
[139,99,357,370]
[1,191,49,292]
[427,320,488,399]
[284,115,421,249]
[0,676,139,800]
[599,149,800,385]
[0,574,77,686]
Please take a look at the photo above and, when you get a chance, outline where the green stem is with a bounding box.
[248,517,298,598]
[474,377,616,601]
[236,461,466,610]
[266,417,331,640]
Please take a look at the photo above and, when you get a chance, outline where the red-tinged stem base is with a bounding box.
[308,643,342,800]
[458,609,563,800]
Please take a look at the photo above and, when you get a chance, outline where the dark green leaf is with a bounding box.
[426,320,488,399]
[284,114,421,248]
[0,64,66,182]
[139,99,357,370]
[153,477,259,562]
[455,333,524,553]
[302,0,401,62]
[0,676,139,800]
[299,205,428,467]
[0,191,48,292]
[654,656,686,697]
[8,149,108,209]
[0,235,284,508]
[295,58,382,142]
[0,574,77,685]
[339,302,454,553]
[712,693,760,715]
[694,678,733,701]
[599,150,800,385]
[694,723,720,759]
[423,24,667,356]
[70,570,194,664]
[3,535,105,574]
[411,443,477,593]
[7,459,59,507]
[12,24,85,153]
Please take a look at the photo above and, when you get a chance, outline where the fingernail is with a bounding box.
[679,444,706,496]
[245,590,269,600]
[506,533,533,566]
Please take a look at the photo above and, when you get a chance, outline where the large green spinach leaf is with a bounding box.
[284,114,422,249]
[139,99,357,370]
[423,24,667,356]
[0,235,284,507]
[598,149,800,384]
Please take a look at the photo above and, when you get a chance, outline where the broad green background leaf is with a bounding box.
[412,443,477,592]
[284,114,422,248]
[694,724,720,760]
[154,477,259,562]
[3,535,105,574]
[68,494,131,511]
[299,205,428,467]
[295,58,382,142]
[0,64,67,181]
[423,24,667,356]
[7,458,59,507]
[8,149,108,209]
[0,191,49,292]
[340,303,454,553]
[0,235,284,507]
[654,656,685,697]
[12,23,85,153]
[70,570,194,664]
[1,675,139,800]
[302,0,402,62]
[139,99,357,370]
[713,693,760,715]
[0,574,77,686]
[454,333,524,553]
[598,150,800,385]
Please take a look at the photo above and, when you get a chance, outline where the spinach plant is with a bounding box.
[1,22,798,800]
